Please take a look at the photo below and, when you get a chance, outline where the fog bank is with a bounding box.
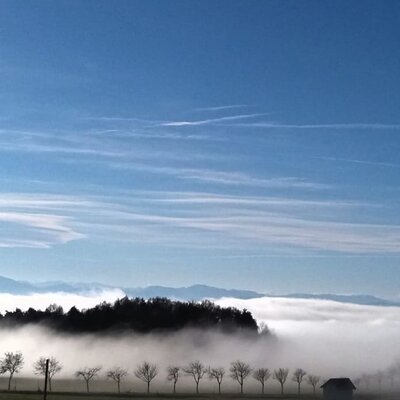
[0,292,398,391]
[216,296,400,376]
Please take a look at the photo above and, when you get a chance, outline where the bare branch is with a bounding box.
[306,374,320,395]
[0,352,24,391]
[208,367,225,394]
[75,366,102,392]
[167,366,180,393]
[135,361,158,393]
[229,360,252,394]
[183,361,207,393]
[292,368,307,395]
[273,368,289,395]
[252,368,271,394]
[33,357,62,392]
[107,367,128,393]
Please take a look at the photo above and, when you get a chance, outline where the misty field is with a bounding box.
[0,391,393,400]
[0,379,391,400]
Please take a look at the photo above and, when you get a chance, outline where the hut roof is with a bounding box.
[321,378,356,390]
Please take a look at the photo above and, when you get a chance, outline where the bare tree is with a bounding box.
[208,367,225,394]
[253,368,271,394]
[386,366,397,390]
[33,357,62,392]
[273,368,289,395]
[0,352,24,391]
[229,360,252,394]
[361,373,371,391]
[292,368,307,395]
[376,370,384,392]
[135,361,158,393]
[306,375,320,395]
[107,367,128,393]
[167,366,180,393]
[75,366,102,392]
[184,361,207,393]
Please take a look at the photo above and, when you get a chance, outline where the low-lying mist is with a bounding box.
[0,291,399,393]
[216,297,400,377]
[0,324,277,393]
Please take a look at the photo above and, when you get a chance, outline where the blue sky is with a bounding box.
[1,0,400,297]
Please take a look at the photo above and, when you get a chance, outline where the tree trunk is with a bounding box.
[8,374,13,391]
[196,381,199,393]
[147,381,150,393]
[173,381,176,393]
[261,382,264,394]
[280,382,284,395]
[218,382,221,394]
[298,382,301,395]
[117,380,120,393]
[86,380,90,393]
[240,382,243,394]
[313,386,316,395]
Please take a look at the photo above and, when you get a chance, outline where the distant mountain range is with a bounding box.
[124,284,264,301]
[0,275,398,307]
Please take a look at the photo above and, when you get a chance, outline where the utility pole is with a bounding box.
[43,359,50,400]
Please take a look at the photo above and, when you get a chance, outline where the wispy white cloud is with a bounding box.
[317,156,400,168]
[191,105,252,113]
[107,162,328,189]
[0,128,126,157]
[0,211,85,248]
[175,170,328,189]
[0,127,222,165]
[89,194,400,253]
[0,194,90,248]
[1,190,396,253]
[100,130,222,142]
[82,114,400,131]
[99,211,400,253]
[81,116,161,124]
[147,191,371,208]
[85,113,400,135]
[160,113,267,127]
[0,141,123,157]
[226,122,400,130]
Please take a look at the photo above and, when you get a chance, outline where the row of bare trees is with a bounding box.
[0,353,321,395]
[76,361,321,395]
[0,352,62,392]
[355,361,400,393]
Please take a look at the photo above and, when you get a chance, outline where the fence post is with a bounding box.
[43,359,50,400]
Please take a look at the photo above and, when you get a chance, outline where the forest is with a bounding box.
[0,297,260,334]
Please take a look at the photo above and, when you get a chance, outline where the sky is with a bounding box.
[0,0,400,297]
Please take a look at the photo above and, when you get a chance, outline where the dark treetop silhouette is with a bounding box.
[0,297,260,334]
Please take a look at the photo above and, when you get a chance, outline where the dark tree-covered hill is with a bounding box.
[0,297,260,334]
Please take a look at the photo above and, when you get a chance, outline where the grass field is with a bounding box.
[0,391,393,400]
[0,378,392,400]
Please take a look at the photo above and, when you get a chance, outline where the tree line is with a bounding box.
[0,298,259,334]
[0,352,322,395]
[355,360,400,393]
